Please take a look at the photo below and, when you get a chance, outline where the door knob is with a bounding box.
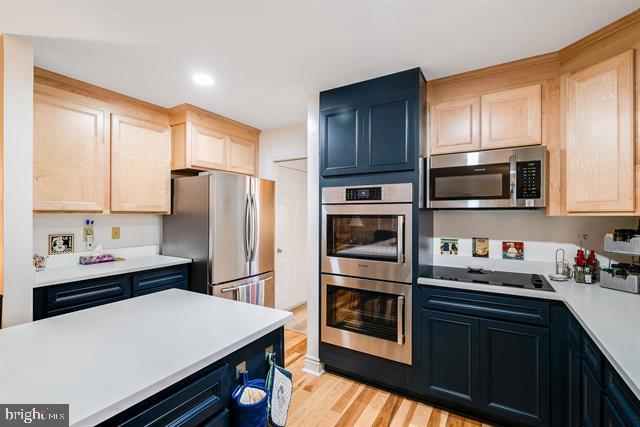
[277,248,283,254]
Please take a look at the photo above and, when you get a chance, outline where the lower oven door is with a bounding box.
[322,202,412,283]
[321,274,412,365]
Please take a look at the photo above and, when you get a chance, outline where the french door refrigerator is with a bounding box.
[162,172,275,307]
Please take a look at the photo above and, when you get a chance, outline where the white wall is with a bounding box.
[258,122,307,180]
[432,210,637,273]
[2,35,34,327]
[33,214,161,256]
[303,93,323,375]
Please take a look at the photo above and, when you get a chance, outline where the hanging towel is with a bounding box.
[235,281,265,306]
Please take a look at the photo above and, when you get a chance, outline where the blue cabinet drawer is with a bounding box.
[605,363,640,427]
[132,265,188,295]
[202,409,230,427]
[421,287,550,326]
[583,334,603,382]
[120,364,229,427]
[45,275,132,318]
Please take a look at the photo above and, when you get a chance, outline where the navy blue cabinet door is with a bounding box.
[567,339,582,427]
[603,397,626,427]
[422,309,480,407]
[582,361,602,427]
[480,319,550,426]
[320,105,360,176]
[365,94,415,173]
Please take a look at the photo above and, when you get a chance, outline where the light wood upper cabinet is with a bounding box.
[189,122,228,170]
[33,89,108,212]
[480,84,542,150]
[429,96,480,155]
[110,114,171,213]
[563,50,635,213]
[227,135,257,175]
[169,104,260,175]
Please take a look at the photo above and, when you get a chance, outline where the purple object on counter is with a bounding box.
[79,254,116,265]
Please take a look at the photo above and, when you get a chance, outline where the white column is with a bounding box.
[1,35,34,327]
[303,93,324,376]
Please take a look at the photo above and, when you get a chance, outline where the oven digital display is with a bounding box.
[345,187,382,201]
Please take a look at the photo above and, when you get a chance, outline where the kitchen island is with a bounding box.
[0,289,292,426]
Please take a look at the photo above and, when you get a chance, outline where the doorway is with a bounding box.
[275,158,308,312]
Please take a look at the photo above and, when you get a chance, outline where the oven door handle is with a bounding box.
[397,215,405,264]
[397,295,405,345]
[509,154,517,207]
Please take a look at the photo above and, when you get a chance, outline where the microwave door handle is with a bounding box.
[509,154,517,207]
[397,295,405,345]
[397,215,405,264]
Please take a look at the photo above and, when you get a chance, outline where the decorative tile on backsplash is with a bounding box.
[472,237,489,258]
[48,233,74,255]
[502,241,524,260]
[439,238,459,255]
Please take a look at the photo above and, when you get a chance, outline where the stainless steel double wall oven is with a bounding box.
[321,183,413,365]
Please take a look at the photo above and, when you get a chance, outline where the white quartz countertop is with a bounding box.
[0,289,293,426]
[418,274,640,400]
[34,255,192,287]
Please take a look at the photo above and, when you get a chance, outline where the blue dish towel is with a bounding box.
[236,281,265,306]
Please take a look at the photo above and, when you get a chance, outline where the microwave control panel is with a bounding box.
[516,160,541,199]
[345,187,382,201]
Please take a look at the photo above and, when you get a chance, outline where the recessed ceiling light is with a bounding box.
[192,73,214,86]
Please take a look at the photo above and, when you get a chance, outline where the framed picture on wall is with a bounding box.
[502,241,524,260]
[472,237,489,258]
[48,233,74,255]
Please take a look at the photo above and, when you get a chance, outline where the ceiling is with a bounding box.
[0,1,637,130]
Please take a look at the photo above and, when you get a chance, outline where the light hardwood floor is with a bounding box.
[285,328,492,426]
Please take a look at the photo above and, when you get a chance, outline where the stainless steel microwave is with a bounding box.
[425,146,547,209]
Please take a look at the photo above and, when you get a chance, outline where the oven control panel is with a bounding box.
[345,187,382,201]
[516,160,542,199]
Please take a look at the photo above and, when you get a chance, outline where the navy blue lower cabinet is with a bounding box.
[421,309,480,407]
[582,361,602,427]
[603,397,626,427]
[479,319,550,426]
[101,328,283,427]
[33,265,190,320]
[604,363,640,426]
[567,339,582,427]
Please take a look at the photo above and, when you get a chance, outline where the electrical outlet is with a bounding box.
[111,227,121,240]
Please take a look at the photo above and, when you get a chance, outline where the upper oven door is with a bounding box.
[322,203,412,283]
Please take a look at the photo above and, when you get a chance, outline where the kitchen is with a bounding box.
[2,2,640,427]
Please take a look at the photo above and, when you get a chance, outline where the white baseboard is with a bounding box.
[302,355,325,376]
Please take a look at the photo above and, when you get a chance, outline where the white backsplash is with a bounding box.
[432,210,638,274]
[33,214,161,256]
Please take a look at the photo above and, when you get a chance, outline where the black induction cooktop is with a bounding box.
[420,266,555,292]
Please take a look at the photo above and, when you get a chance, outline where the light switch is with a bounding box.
[112,227,121,240]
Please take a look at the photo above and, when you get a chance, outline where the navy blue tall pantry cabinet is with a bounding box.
[320,68,423,176]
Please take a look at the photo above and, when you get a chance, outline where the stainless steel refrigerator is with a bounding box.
[162,172,275,307]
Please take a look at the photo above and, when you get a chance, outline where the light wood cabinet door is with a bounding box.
[430,97,481,155]
[33,91,107,212]
[564,50,635,213]
[111,114,171,213]
[189,123,228,170]
[481,84,542,150]
[227,136,256,175]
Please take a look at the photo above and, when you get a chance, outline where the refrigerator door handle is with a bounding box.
[244,194,251,262]
[250,193,258,262]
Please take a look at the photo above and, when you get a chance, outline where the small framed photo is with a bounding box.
[473,237,489,258]
[502,241,524,260]
[49,233,74,255]
[440,238,459,255]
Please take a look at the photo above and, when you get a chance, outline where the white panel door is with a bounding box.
[275,161,308,310]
